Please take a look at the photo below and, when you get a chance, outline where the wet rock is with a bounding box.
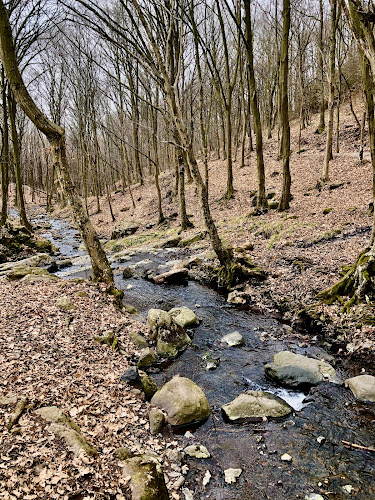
[146,309,191,358]
[111,222,139,240]
[129,331,148,347]
[0,253,55,274]
[35,238,53,253]
[222,391,292,423]
[56,296,76,311]
[265,351,341,388]
[305,494,324,500]
[56,259,72,269]
[169,306,199,328]
[121,367,142,388]
[184,444,210,459]
[122,454,169,500]
[149,408,165,435]
[281,453,292,462]
[139,370,158,399]
[221,331,244,347]
[160,236,181,248]
[152,268,188,285]
[202,353,220,371]
[224,468,242,484]
[345,375,375,402]
[34,406,97,457]
[137,347,158,368]
[151,376,210,426]
[122,267,138,279]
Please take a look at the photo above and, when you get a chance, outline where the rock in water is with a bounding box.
[224,468,242,484]
[146,309,191,358]
[123,454,169,500]
[221,331,244,347]
[169,306,199,328]
[345,375,375,402]
[152,268,188,285]
[137,348,158,368]
[34,406,97,457]
[151,376,210,426]
[184,444,210,459]
[265,351,341,388]
[222,391,292,423]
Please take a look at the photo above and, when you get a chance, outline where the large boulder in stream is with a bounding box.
[345,375,375,402]
[122,454,169,500]
[222,391,292,423]
[146,309,191,358]
[151,376,210,426]
[265,351,341,388]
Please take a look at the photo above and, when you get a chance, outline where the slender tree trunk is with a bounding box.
[8,92,32,230]
[323,0,338,182]
[278,0,291,211]
[316,0,326,133]
[244,0,267,210]
[0,1,114,287]
[177,153,189,231]
[0,67,9,225]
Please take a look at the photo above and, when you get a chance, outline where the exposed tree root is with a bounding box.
[217,255,266,290]
[317,247,375,311]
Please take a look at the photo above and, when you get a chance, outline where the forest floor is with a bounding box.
[2,101,375,499]
[49,101,375,362]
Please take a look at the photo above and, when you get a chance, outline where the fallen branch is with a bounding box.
[342,440,375,453]
[7,398,28,430]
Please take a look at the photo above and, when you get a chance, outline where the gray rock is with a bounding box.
[123,454,169,500]
[56,259,72,269]
[129,331,148,347]
[178,232,206,247]
[169,306,199,328]
[222,391,292,423]
[151,376,210,426]
[224,468,242,484]
[34,406,97,457]
[137,348,158,368]
[184,444,210,459]
[265,351,341,388]
[0,253,55,275]
[56,296,77,311]
[122,267,138,279]
[149,408,165,435]
[121,367,141,388]
[139,370,158,399]
[7,267,58,282]
[160,236,181,248]
[146,309,191,358]
[345,375,375,402]
[221,331,244,347]
[152,268,188,285]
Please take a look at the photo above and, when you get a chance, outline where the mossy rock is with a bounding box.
[178,232,207,247]
[35,238,53,253]
[95,331,115,346]
[129,331,148,347]
[56,296,77,311]
[137,348,158,368]
[123,454,169,500]
[268,201,279,210]
[35,406,97,457]
[7,266,57,282]
[124,304,139,315]
[323,208,332,215]
[139,370,158,399]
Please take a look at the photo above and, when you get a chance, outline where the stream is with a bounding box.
[34,214,375,499]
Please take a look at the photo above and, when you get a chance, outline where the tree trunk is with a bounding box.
[8,91,32,230]
[322,0,338,182]
[316,0,326,133]
[244,0,267,211]
[0,1,114,287]
[278,0,291,211]
[0,67,9,225]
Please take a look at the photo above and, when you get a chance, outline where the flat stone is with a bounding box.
[35,406,97,457]
[169,306,199,328]
[151,376,210,426]
[184,444,210,459]
[265,351,341,388]
[305,494,325,500]
[224,468,242,484]
[222,391,292,423]
[56,296,76,311]
[152,268,188,285]
[7,266,57,282]
[0,253,55,274]
[221,331,244,347]
[345,375,375,402]
[123,454,169,500]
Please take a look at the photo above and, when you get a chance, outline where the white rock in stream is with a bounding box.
[280,453,292,462]
[224,468,242,484]
[221,331,244,347]
[345,375,375,402]
[305,494,324,500]
[184,445,210,459]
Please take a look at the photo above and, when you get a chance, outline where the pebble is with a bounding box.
[280,453,292,462]
[316,436,326,444]
[305,495,324,500]
[224,468,242,484]
[202,470,212,486]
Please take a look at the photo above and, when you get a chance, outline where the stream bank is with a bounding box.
[33,214,375,500]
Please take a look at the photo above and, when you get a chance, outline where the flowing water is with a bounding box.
[33,214,375,499]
